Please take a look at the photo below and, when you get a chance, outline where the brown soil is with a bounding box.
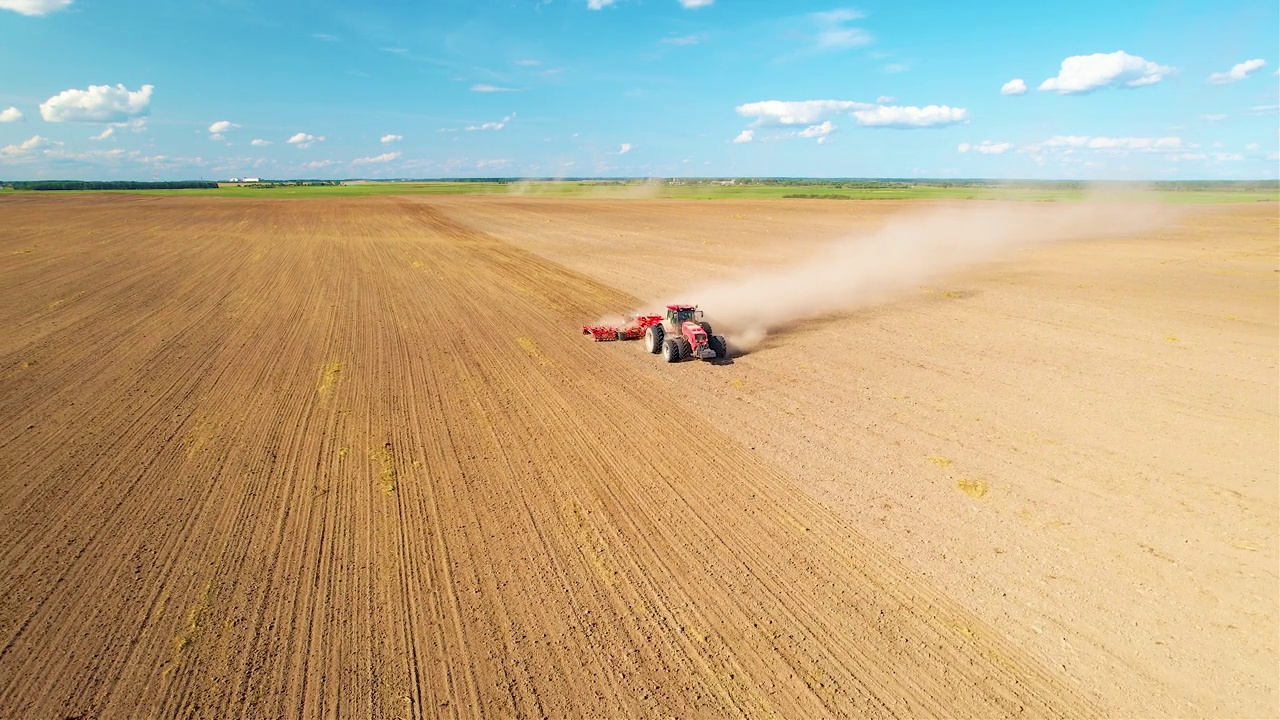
[0,193,1275,718]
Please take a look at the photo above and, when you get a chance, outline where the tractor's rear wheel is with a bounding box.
[645,325,664,354]
[662,338,681,363]
[699,321,714,336]
[709,334,728,359]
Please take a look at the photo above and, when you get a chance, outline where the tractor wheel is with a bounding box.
[616,330,627,341]
[676,337,692,360]
[662,338,682,363]
[645,324,664,354]
[699,321,714,336]
[709,334,728,359]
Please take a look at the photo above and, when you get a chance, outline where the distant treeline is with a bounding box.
[4,180,219,191]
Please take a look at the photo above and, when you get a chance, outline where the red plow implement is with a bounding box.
[581,315,663,342]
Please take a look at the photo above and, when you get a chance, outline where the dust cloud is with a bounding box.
[677,197,1174,350]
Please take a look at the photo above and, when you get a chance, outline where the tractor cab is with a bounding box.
[665,304,701,329]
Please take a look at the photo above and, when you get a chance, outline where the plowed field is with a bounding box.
[1,194,1275,719]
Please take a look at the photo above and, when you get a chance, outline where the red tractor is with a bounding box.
[581,304,728,363]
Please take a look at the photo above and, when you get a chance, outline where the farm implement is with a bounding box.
[582,304,728,363]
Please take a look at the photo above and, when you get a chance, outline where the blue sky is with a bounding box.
[1,0,1277,180]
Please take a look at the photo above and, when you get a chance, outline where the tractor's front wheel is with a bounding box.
[662,338,682,363]
[645,324,664,354]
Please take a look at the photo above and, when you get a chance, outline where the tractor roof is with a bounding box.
[666,304,696,310]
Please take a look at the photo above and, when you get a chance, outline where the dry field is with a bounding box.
[0,193,1275,719]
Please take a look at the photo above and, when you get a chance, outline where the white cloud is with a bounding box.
[678,0,713,7]
[1201,114,1228,121]
[619,143,632,154]
[875,95,895,104]
[287,132,325,149]
[1245,143,1260,150]
[959,140,1011,154]
[809,8,871,50]
[1038,51,1173,94]
[90,127,114,141]
[883,63,909,74]
[0,0,72,15]
[40,83,154,123]
[1085,136,1183,150]
[514,59,541,66]
[250,138,272,146]
[381,134,403,143]
[476,158,511,169]
[117,117,148,133]
[1207,58,1266,84]
[1211,152,1243,161]
[352,151,401,165]
[662,35,700,45]
[19,147,207,169]
[1022,135,1185,158]
[42,147,128,162]
[738,99,968,134]
[798,121,835,139]
[304,160,337,170]
[735,99,871,125]
[311,33,338,42]
[0,106,22,122]
[587,0,614,9]
[852,104,968,128]
[466,114,514,131]
[471,84,516,93]
[732,129,754,144]
[1000,78,1027,96]
[1,135,52,156]
[208,120,240,141]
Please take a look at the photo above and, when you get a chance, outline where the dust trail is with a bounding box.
[673,197,1175,351]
